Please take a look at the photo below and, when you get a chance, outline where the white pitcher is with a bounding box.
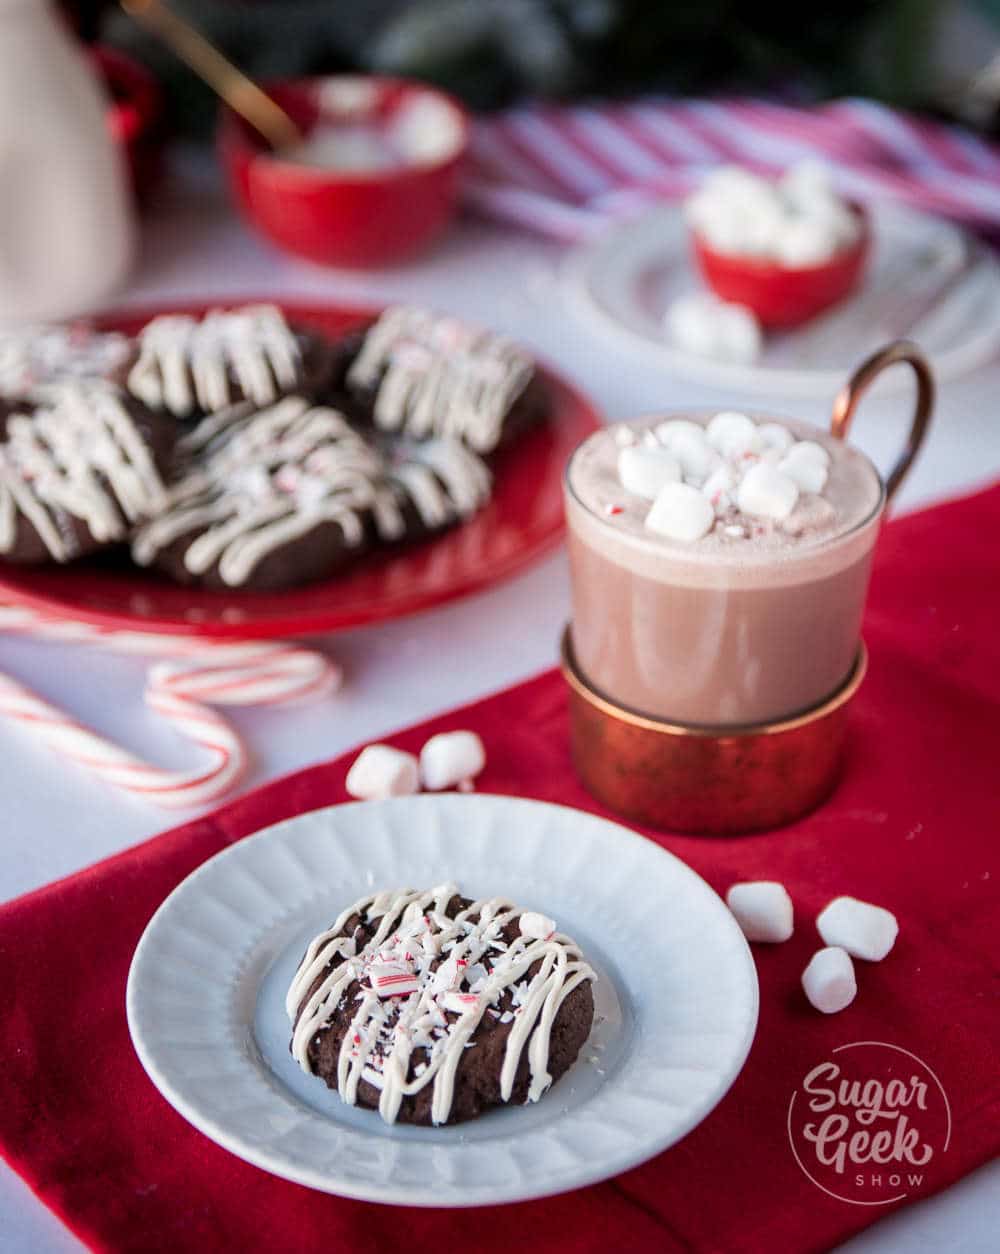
[0,0,135,321]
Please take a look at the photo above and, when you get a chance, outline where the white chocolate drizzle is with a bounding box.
[127,305,302,417]
[130,397,492,586]
[0,382,169,561]
[287,884,596,1125]
[0,323,130,399]
[347,306,535,453]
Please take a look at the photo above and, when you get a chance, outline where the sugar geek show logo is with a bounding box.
[787,1041,951,1206]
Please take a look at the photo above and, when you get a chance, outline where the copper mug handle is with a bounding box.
[830,340,934,505]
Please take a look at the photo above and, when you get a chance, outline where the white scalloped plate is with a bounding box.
[126,795,758,1207]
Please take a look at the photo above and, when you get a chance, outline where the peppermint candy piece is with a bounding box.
[369,961,420,999]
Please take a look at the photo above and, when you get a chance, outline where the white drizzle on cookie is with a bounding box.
[0,382,168,561]
[346,306,534,453]
[127,305,302,417]
[130,397,492,586]
[286,884,596,1125]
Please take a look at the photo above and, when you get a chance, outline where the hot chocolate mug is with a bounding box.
[564,341,933,730]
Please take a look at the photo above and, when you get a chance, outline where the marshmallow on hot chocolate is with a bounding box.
[419,730,486,791]
[346,744,420,799]
[706,411,761,458]
[657,420,721,483]
[758,421,795,453]
[617,444,681,500]
[779,441,831,494]
[736,462,799,521]
[802,946,857,1014]
[727,881,794,943]
[702,464,736,513]
[817,895,898,961]
[645,481,715,541]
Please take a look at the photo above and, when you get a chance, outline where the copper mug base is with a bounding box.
[561,627,868,835]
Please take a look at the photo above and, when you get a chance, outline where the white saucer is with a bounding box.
[127,794,758,1207]
[566,201,1000,397]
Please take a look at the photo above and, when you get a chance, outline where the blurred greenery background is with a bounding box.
[72,0,1000,137]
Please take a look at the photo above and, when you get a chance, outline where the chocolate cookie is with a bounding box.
[131,398,493,590]
[331,305,548,454]
[120,304,337,421]
[287,884,596,1126]
[0,382,175,565]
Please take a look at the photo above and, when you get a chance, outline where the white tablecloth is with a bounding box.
[2,152,997,1251]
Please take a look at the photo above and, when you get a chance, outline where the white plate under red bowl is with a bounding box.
[0,302,602,639]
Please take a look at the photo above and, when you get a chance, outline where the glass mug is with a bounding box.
[564,342,933,729]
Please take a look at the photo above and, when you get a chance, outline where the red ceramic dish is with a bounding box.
[218,76,469,268]
[692,205,871,329]
[91,46,164,203]
[0,301,601,639]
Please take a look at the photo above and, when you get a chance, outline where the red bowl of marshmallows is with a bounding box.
[687,164,870,329]
[218,75,470,269]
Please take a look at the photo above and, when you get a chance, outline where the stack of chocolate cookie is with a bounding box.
[0,304,547,590]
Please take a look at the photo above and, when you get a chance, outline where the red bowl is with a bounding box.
[218,75,469,269]
[692,205,871,329]
[91,45,165,204]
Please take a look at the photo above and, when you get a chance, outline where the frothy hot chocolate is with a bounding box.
[566,412,883,726]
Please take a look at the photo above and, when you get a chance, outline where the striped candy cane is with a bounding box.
[0,605,341,808]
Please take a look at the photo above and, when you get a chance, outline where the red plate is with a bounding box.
[0,302,602,639]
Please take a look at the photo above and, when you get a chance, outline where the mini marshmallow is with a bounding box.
[519,910,556,940]
[617,444,681,500]
[726,881,794,943]
[817,896,899,961]
[802,946,857,1014]
[706,411,761,458]
[645,481,715,542]
[785,439,831,467]
[664,293,763,366]
[702,464,736,513]
[419,731,486,791]
[346,744,419,800]
[778,450,829,494]
[736,462,799,521]
[775,218,840,268]
[757,421,795,453]
[668,426,721,484]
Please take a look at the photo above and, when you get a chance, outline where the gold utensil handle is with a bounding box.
[120,0,302,152]
[830,340,934,504]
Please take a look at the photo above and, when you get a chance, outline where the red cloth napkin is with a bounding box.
[2,484,999,1254]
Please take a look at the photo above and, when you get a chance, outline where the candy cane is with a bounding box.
[0,604,341,808]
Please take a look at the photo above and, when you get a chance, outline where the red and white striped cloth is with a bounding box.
[463,96,1000,240]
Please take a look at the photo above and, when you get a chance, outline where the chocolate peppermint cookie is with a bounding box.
[131,397,492,590]
[0,382,175,565]
[331,305,548,454]
[287,884,596,1126]
[121,304,338,421]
